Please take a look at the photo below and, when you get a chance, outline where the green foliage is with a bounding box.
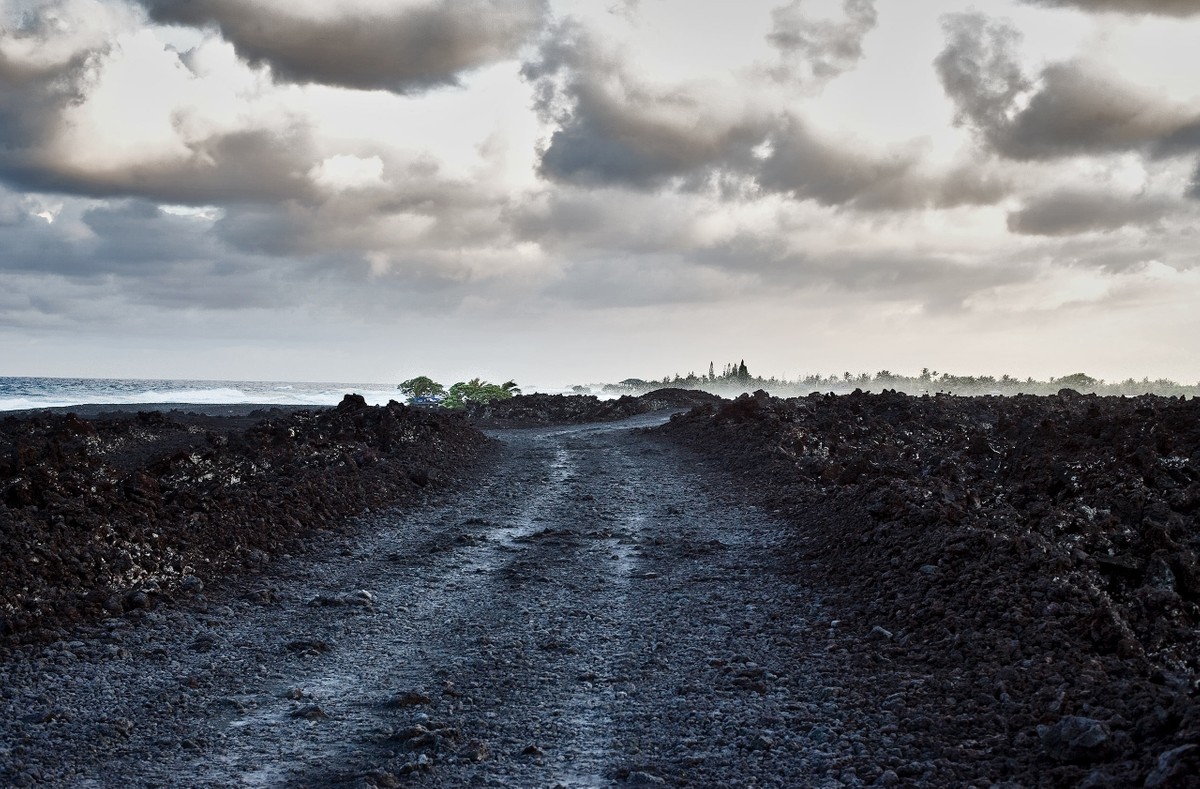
[397,375,446,404]
[1054,372,1099,390]
[442,378,519,409]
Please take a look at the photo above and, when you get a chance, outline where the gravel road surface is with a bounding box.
[1,413,895,788]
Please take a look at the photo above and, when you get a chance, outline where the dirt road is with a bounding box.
[1,414,891,787]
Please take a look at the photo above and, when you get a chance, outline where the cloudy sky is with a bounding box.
[2,0,1199,387]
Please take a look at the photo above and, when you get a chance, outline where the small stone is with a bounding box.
[385,691,433,708]
[285,638,331,655]
[522,744,545,756]
[396,755,431,775]
[1038,716,1110,763]
[290,704,327,721]
[245,588,279,605]
[875,770,900,787]
[749,734,774,751]
[179,575,204,594]
[364,769,402,788]
[462,740,490,762]
[868,625,894,641]
[1144,552,1177,592]
[344,589,375,606]
[124,591,149,609]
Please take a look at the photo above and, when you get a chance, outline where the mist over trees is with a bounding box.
[599,362,1200,398]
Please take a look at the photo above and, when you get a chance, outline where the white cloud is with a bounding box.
[308,154,385,192]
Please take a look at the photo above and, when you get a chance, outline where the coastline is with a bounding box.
[2,402,336,419]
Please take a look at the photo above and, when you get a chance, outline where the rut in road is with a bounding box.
[2,415,888,788]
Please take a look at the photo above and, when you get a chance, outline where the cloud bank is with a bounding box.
[1020,0,1200,16]
[138,0,548,92]
[936,12,1200,161]
[0,0,1199,383]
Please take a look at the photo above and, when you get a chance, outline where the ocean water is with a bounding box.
[0,377,406,412]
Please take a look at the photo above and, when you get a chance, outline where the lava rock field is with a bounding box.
[0,396,492,642]
[658,389,1200,786]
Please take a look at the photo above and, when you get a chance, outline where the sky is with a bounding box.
[1,0,1199,388]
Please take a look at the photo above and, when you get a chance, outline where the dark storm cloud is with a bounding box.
[934,13,1030,147]
[209,155,504,260]
[0,198,292,309]
[1000,62,1198,159]
[0,188,489,327]
[0,6,319,206]
[0,28,97,153]
[756,115,1008,209]
[1155,121,1200,157]
[936,13,1200,161]
[765,0,877,84]
[527,22,1007,208]
[535,87,767,189]
[2,201,219,276]
[0,127,318,205]
[524,23,769,189]
[139,0,548,92]
[1020,0,1200,16]
[1006,190,1178,236]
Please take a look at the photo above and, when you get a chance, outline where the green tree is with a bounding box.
[1054,372,1099,391]
[397,375,446,403]
[443,378,519,408]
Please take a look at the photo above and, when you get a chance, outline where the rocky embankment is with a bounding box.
[0,396,491,642]
[658,389,1200,786]
[464,388,723,427]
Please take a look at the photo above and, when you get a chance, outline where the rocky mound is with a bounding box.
[465,388,724,427]
[659,389,1200,786]
[0,396,491,643]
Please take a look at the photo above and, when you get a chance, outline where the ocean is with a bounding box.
[0,376,405,413]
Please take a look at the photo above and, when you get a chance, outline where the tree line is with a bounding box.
[603,363,1200,398]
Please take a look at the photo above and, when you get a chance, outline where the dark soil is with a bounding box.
[464,388,723,427]
[657,388,1200,786]
[0,395,492,642]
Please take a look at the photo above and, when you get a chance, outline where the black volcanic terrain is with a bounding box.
[1,390,1197,787]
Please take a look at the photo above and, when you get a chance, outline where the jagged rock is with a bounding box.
[1144,744,1199,787]
[1039,716,1111,763]
[1,402,490,643]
